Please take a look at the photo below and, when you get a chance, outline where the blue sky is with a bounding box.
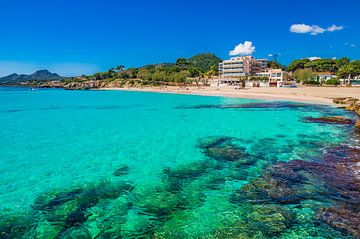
[0,0,359,76]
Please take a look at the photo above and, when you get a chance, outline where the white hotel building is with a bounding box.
[218,56,268,77]
[216,56,293,87]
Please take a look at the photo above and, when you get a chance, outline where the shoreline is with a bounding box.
[98,86,360,106]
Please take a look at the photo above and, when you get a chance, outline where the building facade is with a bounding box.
[218,56,254,78]
[254,69,294,87]
[215,56,295,87]
[218,56,268,78]
[315,72,337,83]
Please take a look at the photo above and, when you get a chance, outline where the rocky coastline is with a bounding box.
[333,97,360,130]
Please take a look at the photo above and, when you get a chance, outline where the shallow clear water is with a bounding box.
[0,87,358,238]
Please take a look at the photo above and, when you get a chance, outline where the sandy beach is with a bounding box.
[100,86,360,105]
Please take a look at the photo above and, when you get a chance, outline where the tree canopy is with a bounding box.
[78,53,223,86]
[337,60,360,78]
[187,53,222,72]
[268,60,287,71]
[288,57,352,73]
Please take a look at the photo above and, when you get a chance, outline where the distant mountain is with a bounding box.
[0,70,64,84]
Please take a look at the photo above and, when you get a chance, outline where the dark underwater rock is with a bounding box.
[246,205,295,237]
[177,102,319,110]
[162,161,211,193]
[199,137,249,162]
[113,165,130,177]
[135,189,185,220]
[163,161,209,179]
[205,145,248,162]
[210,204,295,239]
[230,143,360,238]
[0,213,34,239]
[231,144,360,206]
[28,181,134,238]
[230,175,308,205]
[302,116,354,125]
[318,206,360,238]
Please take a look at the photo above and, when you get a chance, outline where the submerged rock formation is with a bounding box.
[318,206,360,238]
[0,181,135,238]
[198,137,254,164]
[113,165,130,176]
[1,134,358,238]
[302,116,354,125]
[230,144,360,238]
[177,102,322,110]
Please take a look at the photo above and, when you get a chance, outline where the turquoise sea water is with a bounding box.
[0,87,358,238]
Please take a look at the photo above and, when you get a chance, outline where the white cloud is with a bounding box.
[290,24,344,35]
[290,24,325,35]
[345,42,357,48]
[327,24,344,32]
[229,41,255,56]
[268,53,282,58]
[308,57,321,61]
[0,61,100,77]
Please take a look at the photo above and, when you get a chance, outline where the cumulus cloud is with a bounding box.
[327,24,344,32]
[290,24,344,35]
[0,61,100,77]
[229,41,255,56]
[308,57,321,61]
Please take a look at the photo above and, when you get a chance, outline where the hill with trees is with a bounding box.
[52,53,224,89]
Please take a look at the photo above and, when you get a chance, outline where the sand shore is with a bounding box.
[99,86,360,105]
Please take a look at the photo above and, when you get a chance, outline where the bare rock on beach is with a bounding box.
[355,120,360,130]
[333,97,359,105]
[333,97,360,117]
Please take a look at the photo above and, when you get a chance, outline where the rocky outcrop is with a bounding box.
[63,80,107,90]
[62,79,129,90]
[356,120,360,130]
[333,97,360,116]
[346,102,360,116]
[333,97,359,105]
[333,98,360,133]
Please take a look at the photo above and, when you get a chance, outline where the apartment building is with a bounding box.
[218,56,268,78]
[254,69,293,87]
